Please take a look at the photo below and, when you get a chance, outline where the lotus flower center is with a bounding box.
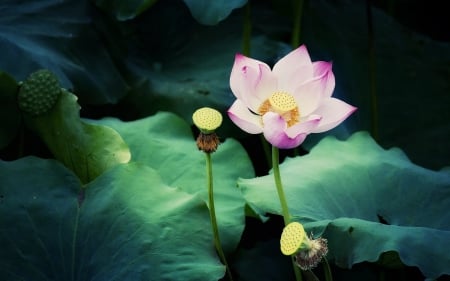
[258,92,300,127]
[269,92,296,112]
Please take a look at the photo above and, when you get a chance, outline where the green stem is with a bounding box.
[292,256,303,281]
[366,0,379,140]
[272,146,302,281]
[71,208,80,281]
[272,147,291,225]
[205,153,234,281]
[323,257,333,281]
[291,0,304,48]
[242,1,252,56]
[260,134,272,169]
[387,0,396,16]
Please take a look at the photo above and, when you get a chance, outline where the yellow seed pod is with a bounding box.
[192,107,223,133]
[269,92,297,113]
[280,222,307,255]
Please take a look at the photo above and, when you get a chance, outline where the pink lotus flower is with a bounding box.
[228,45,357,149]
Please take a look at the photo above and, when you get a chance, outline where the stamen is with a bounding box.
[285,108,300,127]
[258,99,271,116]
[294,237,328,270]
[257,92,300,127]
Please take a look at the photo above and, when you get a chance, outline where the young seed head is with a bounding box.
[192,107,223,134]
[280,222,307,255]
[18,69,61,116]
[192,107,222,153]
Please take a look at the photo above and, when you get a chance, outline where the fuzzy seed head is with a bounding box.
[294,237,328,270]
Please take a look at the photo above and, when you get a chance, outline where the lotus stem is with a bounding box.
[272,146,303,281]
[291,0,304,48]
[366,0,379,140]
[272,147,291,224]
[242,1,252,56]
[323,257,333,281]
[205,152,233,281]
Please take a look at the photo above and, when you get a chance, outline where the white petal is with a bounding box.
[230,54,276,111]
[285,115,321,138]
[273,45,313,89]
[262,112,307,149]
[228,99,263,134]
[310,98,357,133]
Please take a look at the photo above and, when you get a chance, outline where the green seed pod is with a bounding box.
[18,69,61,116]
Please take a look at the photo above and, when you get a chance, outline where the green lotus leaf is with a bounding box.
[94,0,159,20]
[299,1,450,169]
[0,157,224,280]
[125,4,289,134]
[87,112,254,253]
[238,131,450,279]
[0,0,128,105]
[23,89,130,184]
[182,0,247,25]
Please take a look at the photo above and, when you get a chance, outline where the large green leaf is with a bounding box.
[24,89,131,184]
[238,132,450,279]
[298,0,450,169]
[182,0,247,25]
[0,157,224,280]
[93,0,159,20]
[124,0,449,168]
[0,0,128,105]
[124,3,289,134]
[87,112,254,253]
